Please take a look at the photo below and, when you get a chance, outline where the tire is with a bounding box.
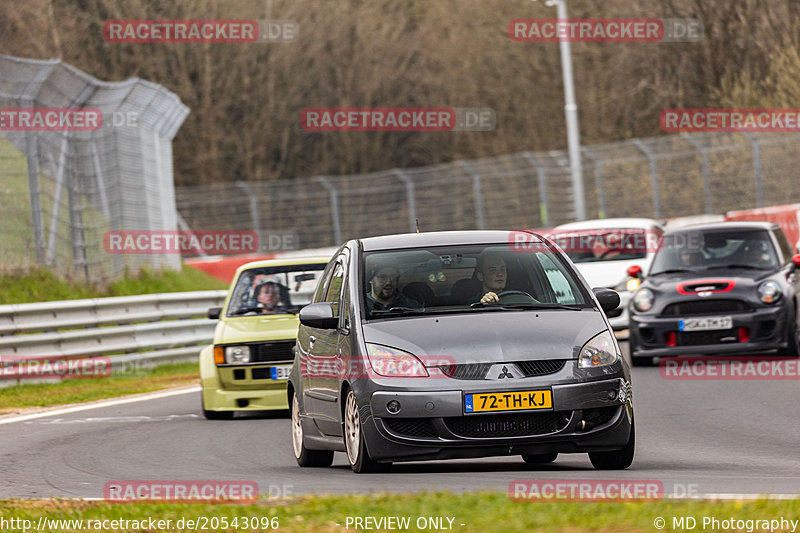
[343,389,391,473]
[202,395,234,420]
[628,333,653,367]
[521,452,558,464]
[588,418,635,470]
[291,391,334,467]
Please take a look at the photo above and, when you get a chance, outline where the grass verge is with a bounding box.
[0,493,797,532]
[0,265,226,305]
[0,362,198,414]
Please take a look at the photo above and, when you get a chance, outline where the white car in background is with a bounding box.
[552,218,664,337]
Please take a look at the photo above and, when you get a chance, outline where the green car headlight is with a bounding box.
[225,345,251,364]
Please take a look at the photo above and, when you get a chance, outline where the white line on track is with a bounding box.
[0,386,200,425]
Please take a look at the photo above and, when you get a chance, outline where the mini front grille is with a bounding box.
[444,412,569,438]
[677,329,739,346]
[252,341,295,363]
[516,360,567,377]
[661,299,749,316]
[383,418,438,438]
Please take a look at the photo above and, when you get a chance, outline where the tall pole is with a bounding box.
[555,0,586,220]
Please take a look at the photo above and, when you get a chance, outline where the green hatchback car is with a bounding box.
[200,256,331,419]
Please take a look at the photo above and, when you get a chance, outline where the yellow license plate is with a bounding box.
[465,390,552,413]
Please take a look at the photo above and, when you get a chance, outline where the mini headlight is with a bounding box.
[366,343,428,377]
[578,330,620,368]
[225,345,251,363]
[633,288,654,311]
[758,281,781,304]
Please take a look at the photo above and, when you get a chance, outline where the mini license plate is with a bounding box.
[464,390,552,413]
[678,316,733,332]
[269,365,292,380]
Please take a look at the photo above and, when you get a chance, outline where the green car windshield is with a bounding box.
[362,244,591,320]
[227,264,327,317]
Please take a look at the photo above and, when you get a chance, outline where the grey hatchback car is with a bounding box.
[288,231,634,473]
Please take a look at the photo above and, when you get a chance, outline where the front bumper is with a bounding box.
[630,305,788,359]
[202,365,290,411]
[361,376,632,462]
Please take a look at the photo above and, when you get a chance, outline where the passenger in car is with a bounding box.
[366,266,421,312]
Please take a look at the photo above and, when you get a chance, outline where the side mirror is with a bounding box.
[207,307,221,319]
[592,287,621,313]
[626,265,643,279]
[299,302,339,329]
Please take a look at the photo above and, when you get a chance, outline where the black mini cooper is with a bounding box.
[628,222,800,366]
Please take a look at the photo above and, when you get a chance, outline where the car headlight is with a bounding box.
[578,330,620,368]
[615,278,640,292]
[758,281,782,304]
[632,288,654,311]
[225,345,251,364]
[366,343,428,377]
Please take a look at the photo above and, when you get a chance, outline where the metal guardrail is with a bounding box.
[0,291,226,387]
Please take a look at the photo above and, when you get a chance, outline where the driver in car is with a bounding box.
[254,281,285,314]
[468,253,508,305]
[366,265,421,312]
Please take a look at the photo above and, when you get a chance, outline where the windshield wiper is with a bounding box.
[469,301,583,311]
[232,305,300,315]
[371,306,427,317]
[649,268,696,276]
[703,264,769,271]
[499,303,584,311]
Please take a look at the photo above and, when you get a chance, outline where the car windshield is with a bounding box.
[362,244,591,320]
[227,264,327,317]
[649,229,779,275]
[557,228,652,264]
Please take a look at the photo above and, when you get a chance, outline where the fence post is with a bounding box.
[46,135,70,266]
[24,132,46,264]
[458,161,485,230]
[741,132,764,208]
[632,139,663,219]
[235,181,261,246]
[66,158,89,280]
[522,152,549,226]
[581,148,606,219]
[393,168,417,232]
[315,176,342,245]
[681,133,713,214]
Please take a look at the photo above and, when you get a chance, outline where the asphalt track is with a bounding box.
[2,343,799,499]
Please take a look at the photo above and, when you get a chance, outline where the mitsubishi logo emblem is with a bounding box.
[498,365,513,379]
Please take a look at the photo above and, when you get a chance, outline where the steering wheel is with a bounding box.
[496,290,538,304]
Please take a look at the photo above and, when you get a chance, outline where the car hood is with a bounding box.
[645,269,772,291]
[216,314,300,344]
[571,258,649,288]
[361,309,608,364]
